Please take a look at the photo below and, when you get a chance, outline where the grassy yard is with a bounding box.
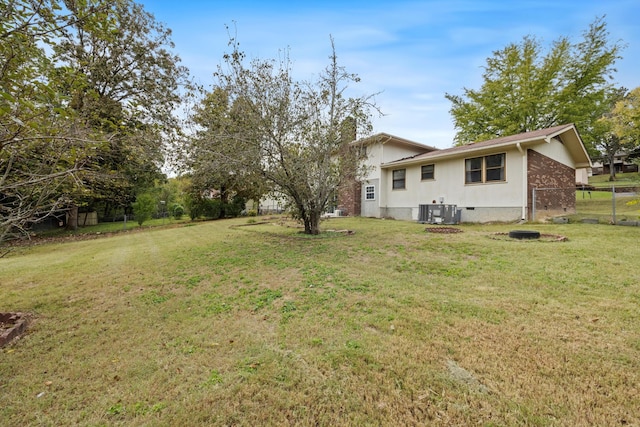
[588,171,640,188]
[1,217,639,426]
[574,190,639,222]
[572,171,640,222]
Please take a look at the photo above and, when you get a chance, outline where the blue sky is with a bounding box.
[140,0,640,148]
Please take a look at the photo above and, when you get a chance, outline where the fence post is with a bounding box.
[532,188,536,222]
[612,185,616,224]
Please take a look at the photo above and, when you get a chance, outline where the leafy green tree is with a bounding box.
[132,193,156,226]
[611,87,640,207]
[445,17,623,153]
[1,0,191,244]
[53,0,190,219]
[186,88,270,219]
[187,36,377,234]
[593,87,632,181]
[611,87,640,149]
[1,1,104,244]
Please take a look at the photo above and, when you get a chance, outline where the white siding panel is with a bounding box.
[384,149,526,212]
[533,137,575,168]
[361,179,380,217]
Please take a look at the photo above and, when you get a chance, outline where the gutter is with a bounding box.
[516,142,527,221]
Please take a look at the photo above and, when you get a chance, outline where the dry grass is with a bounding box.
[1,217,639,426]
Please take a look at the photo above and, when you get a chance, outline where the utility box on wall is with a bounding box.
[418,204,461,224]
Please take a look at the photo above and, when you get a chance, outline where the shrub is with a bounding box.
[171,203,184,219]
[132,194,156,226]
[226,196,246,218]
[203,199,222,219]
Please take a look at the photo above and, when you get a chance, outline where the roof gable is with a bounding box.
[355,132,438,152]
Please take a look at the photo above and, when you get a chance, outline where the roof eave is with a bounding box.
[352,132,438,152]
[381,137,544,168]
[381,124,592,169]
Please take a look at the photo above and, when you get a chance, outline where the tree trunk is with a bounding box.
[67,205,78,230]
[220,185,227,219]
[608,152,616,181]
[103,202,110,220]
[304,209,322,235]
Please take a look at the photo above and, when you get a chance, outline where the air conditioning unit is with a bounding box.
[418,204,461,224]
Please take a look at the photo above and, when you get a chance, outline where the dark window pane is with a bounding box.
[393,169,405,179]
[392,169,406,189]
[466,170,482,183]
[466,157,482,171]
[421,164,434,180]
[486,154,504,168]
[486,168,504,181]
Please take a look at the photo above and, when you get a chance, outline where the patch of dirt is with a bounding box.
[488,232,568,242]
[425,226,463,233]
[325,229,355,235]
[5,231,118,248]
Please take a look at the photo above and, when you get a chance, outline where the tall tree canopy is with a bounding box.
[185,88,268,219]
[445,17,623,153]
[1,0,97,243]
[610,86,640,149]
[54,0,191,218]
[185,36,377,234]
[1,0,189,244]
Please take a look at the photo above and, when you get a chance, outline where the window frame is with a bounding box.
[392,169,406,190]
[365,184,375,201]
[485,153,505,182]
[421,164,435,181]
[465,153,506,184]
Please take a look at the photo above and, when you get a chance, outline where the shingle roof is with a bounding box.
[381,124,589,167]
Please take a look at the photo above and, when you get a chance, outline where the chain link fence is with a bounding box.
[532,185,640,224]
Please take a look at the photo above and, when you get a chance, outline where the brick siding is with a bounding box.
[527,149,575,219]
[337,179,361,216]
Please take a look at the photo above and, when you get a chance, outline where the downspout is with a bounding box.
[516,142,527,221]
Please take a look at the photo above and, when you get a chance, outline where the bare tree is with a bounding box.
[188,35,378,234]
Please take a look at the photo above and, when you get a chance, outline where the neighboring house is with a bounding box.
[343,124,592,223]
[591,150,639,175]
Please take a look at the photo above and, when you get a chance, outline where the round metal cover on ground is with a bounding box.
[508,230,541,239]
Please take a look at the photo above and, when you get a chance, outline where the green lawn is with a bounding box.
[588,171,640,188]
[1,217,639,426]
[574,190,640,222]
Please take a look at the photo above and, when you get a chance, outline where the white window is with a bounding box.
[365,185,375,200]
